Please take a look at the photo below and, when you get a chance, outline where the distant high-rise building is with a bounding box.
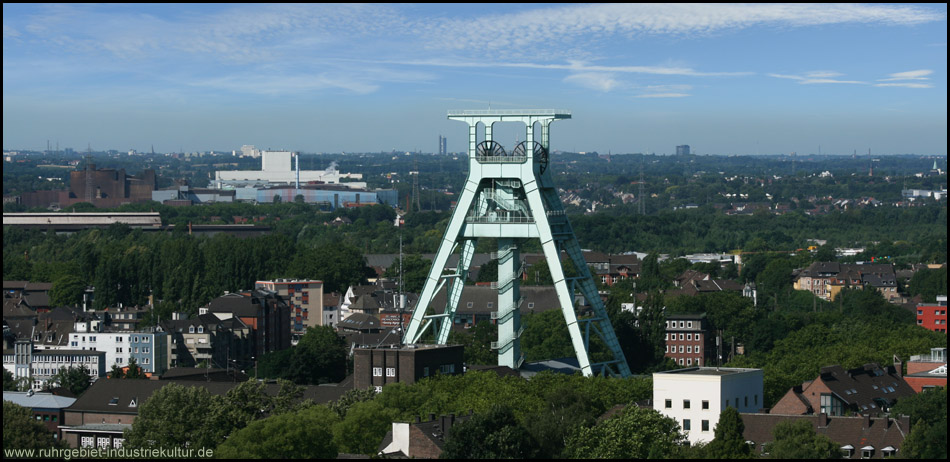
[676,145,690,155]
[438,135,447,155]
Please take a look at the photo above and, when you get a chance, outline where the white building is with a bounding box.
[653,367,763,445]
[3,340,107,391]
[215,150,365,189]
[66,329,168,375]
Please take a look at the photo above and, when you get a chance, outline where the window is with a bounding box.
[81,436,94,448]
[665,399,672,409]
[687,345,692,353]
[386,367,396,377]
[679,321,684,328]
[687,321,693,328]
[862,447,874,459]
[702,420,709,431]
[423,367,429,377]
[374,386,382,393]
[687,333,692,341]
[683,419,691,431]
[687,358,692,366]
[683,399,691,409]
[679,333,684,340]
[702,400,709,410]
[189,326,195,334]
[372,367,382,377]
[679,345,684,353]
[745,396,749,407]
[197,326,204,333]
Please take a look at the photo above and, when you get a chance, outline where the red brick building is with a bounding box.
[664,313,716,367]
[353,344,463,392]
[771,363,914,416]
[915,296,947,333]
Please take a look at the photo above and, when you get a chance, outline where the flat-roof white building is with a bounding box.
[653,367,763,445]
[215,150,365,189]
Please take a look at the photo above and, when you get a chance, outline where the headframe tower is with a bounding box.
[403,109,631,377]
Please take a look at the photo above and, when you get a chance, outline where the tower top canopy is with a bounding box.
[447,109,571,119]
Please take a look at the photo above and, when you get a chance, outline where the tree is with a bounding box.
[48,365,93,396]
[764,419,840,459]
[110,363,125,379]
[891,387,947,459]
[50,274,86,308]
[215,405,339,459]
[124,357,147,379]
[124,383,226,449]
[3,401,64,451]
[286,326,348,385]
[3,369,16,391]
[705,407,753,459]
[441,404,540,459]
[564,405,687,459]
[447,320,497,366]
[383,254,432,293]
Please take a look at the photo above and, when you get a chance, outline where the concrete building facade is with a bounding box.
[653,367,764,445]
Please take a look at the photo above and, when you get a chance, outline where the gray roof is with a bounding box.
[66,378,351,415]
[3,391,77,409]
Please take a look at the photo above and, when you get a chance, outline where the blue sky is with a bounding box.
[3,3,947,155]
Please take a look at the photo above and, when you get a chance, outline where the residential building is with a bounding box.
[60,377,351,449]
[67,329,168,375]
[202,290,291,360]
[903,347,947,392]
[353,344,464,392]
[255,279,326,344]
[653,367,764,445]
[771,363,914,416]
[793,262,897,301]
[378,412,472,458]
[915,296,948,333]
[742,413,909,459]
[664,313,716,367]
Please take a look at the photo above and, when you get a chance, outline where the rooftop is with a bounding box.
[656,367,762,376]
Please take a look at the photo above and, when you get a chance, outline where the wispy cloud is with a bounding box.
[769,72,866,85]
[873,82,933,89]
[877,69,933,82]
[634,93,691,98]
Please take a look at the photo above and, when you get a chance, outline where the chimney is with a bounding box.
[863,414,870,430]
[429,413,436,422]
[818,412,829,428]
[899,414,910,432]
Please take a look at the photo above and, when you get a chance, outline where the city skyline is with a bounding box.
[3,3,947,155]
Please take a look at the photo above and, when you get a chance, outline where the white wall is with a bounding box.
[653,368,763,445]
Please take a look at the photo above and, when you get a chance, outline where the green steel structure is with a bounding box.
[402,110,631,378]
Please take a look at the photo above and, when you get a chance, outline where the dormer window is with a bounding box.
[197,326,204,333]
[841,445,854,458]
[189,326,195,334]
[108,397,119,406]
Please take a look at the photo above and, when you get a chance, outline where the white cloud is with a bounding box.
[634,93,690,98]
[878,70,933,81]
[769,72,865,85]
[564,73,621,92]
[425,4,945,55]
[873,82,933,89]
